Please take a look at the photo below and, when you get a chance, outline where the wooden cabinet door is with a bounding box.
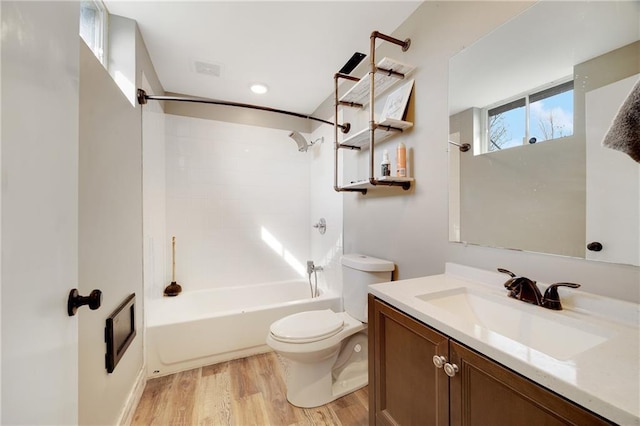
[449,341,610,426]
[369,295,450,426]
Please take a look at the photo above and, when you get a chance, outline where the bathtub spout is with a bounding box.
[307,260,323,275]
[307,261,323,298]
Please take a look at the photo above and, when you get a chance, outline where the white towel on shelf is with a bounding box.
[602,79,640,163]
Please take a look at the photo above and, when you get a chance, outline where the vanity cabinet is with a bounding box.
[368,295,610,426]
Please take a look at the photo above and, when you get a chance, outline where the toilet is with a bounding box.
[266,254,394,408]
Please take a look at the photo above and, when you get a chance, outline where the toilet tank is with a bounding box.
[341,254,394,323]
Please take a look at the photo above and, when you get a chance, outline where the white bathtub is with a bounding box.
[146,280,341,377]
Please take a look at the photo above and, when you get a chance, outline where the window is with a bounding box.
[488,98,526,151]
[80,0,108,65]
[485,80,574,153]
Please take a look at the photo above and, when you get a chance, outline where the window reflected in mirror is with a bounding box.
[484,80,574,153]
[448,1,639,266]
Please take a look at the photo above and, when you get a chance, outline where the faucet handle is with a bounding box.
[498,268,525,293]
[542,282,581,310]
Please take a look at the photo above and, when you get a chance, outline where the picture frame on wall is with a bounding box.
[381,79,414,122]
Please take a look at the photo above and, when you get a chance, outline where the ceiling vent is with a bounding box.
[194,60,221,77]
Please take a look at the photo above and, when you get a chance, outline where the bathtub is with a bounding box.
[146,280,341,377]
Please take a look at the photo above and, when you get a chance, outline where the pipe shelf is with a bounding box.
[339,57,415,107]
[333,31,415,195]
[342,176,414,191]
[339,118,413,150]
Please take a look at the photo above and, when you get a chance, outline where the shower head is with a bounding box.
[289,131,324,152]
[289,131,309,152]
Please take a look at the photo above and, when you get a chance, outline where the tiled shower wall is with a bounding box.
[142,85,167,301]
[164,115,312,293]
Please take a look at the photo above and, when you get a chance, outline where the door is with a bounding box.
[78,39,144,425]
[585,74,640,266]
[369,295,449,426]
[449,341,608,425]
[1,2,80,424]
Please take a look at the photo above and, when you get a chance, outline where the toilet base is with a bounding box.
[283,332,369,408]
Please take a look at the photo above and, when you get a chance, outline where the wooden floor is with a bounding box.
[132,352,369,426]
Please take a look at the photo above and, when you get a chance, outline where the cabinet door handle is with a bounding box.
[444,362,459,377]
[432,355,447,368]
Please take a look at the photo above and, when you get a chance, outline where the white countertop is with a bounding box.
[368,263,640,425]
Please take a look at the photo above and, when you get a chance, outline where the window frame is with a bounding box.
[80,0,109,66]
[481,78,574,154]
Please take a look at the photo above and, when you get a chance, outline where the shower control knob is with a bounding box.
[432,355,447,369]
[444,362,459,377]
[313,218,326,235]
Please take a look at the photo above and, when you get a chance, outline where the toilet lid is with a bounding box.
[270,309,344,343]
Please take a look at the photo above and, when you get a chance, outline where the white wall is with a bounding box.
[163,115,312,294]
[309,121,344,298]
[1,2,4,419]
[340,1,518,279]
[336,1,639,303]
[108,15,137,105]
[1,2,80,423]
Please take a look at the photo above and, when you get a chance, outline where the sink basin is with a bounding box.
[417,287,615,360]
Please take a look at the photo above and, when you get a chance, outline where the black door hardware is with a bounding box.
[68,289,102,316]
[587,242,603,252]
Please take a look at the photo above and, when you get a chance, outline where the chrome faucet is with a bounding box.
[498,268,580,310]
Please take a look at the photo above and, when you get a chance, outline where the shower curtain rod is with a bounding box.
[137,89,351,134]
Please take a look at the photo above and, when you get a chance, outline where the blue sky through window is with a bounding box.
[529,90,574,142]
[492,105,525,150]
[488,86,573,152]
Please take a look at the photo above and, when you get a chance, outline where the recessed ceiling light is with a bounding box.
[250,83,268,94]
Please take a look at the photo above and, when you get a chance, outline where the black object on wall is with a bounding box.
[68,288,102,316]
[339,52,366,75]
[105,293,136,374]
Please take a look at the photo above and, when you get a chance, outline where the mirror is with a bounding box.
[448,1,639,266]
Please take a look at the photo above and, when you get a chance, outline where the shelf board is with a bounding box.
[339,57,416,107]
[343,176,414,190]
[340,119,413,150]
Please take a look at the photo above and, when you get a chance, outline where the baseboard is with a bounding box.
[117,365,147,426]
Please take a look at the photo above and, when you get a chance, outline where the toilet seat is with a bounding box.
[270,309,345,343]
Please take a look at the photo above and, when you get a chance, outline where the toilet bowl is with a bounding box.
[266,254,394,408]
[266,309,367,407]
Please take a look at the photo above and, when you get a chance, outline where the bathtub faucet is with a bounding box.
[306,261,323,298]
[306,260,323,275]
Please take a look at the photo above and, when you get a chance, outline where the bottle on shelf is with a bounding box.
[396,142,406,177]
[381,150,391,176]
